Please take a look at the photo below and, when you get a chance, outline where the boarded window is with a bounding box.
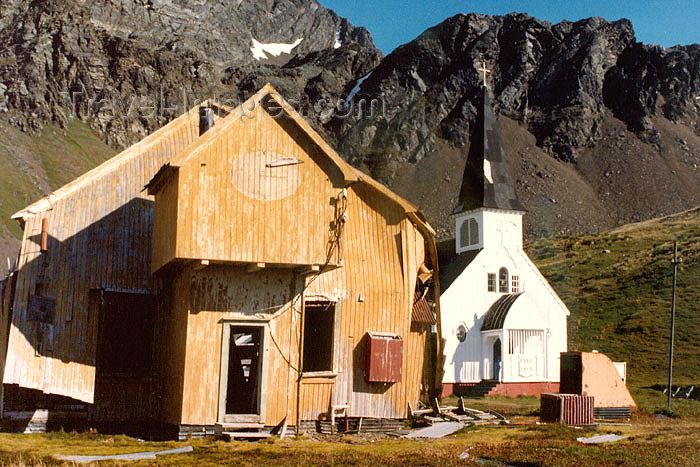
[302,301,335,372]
[508,330,544,355]
[96,291,156,377]
[487,273,497,292]
[499,267,509,293]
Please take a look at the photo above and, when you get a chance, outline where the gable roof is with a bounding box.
[146,83,429,229]
[439,249,481,292]
[453,86,525,215]
[481,292,524,331]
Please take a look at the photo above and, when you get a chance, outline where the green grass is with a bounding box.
[2,420,700,466]
[0,118,115,240]
[526,208,700,388]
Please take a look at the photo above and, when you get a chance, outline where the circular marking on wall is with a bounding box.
[456,324,468,343]
[231,150,302,200]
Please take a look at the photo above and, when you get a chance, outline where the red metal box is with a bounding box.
[365,332,402,383]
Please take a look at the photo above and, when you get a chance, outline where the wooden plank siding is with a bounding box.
[153,103,344,270]
[150,88,437,425]
[2,83,439,431]
[2,104,222,404]
[177,265,302,425]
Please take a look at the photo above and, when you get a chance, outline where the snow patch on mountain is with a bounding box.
[334,30,342,49]
[345,71,372,107]
[251,37,303,60]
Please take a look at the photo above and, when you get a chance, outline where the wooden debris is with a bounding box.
[407,397,508,427]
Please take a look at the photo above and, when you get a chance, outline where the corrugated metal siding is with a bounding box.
[540,393,594,425]
[3,105,206,403]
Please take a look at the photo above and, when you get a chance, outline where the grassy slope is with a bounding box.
[526,207,700,386]
[0,119,115,271]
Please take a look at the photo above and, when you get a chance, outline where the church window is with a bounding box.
[459,219,470,249]
[459,218,480,249]
[487,273,496,292]
[469,218,479,245]
[499,267,509,293]
[511,275,520,293]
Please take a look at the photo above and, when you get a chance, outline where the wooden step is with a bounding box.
[221,431,272,439]
[216,422,265,430]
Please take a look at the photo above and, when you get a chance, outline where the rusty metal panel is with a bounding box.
[365,332,402,383]
[411,292,435,324]
[540,393,594,425]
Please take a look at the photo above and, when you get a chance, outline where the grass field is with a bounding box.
[2,415,700,466]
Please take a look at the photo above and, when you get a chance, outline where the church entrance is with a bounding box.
[493,338,502,380]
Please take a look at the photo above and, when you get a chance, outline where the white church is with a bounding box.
[439,86,569,397]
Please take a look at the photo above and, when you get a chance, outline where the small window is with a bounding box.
[511,275,520,293]
[302,301,336,372]
[499,267,509,293]
[487,273,497,292]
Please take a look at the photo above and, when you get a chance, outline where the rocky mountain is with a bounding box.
[332,13,700,239]
[1,4,699,274]
[0,0,380,144]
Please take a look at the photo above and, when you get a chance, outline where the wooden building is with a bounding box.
[0,85,440,437]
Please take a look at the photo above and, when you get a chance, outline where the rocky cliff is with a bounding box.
[1,5,700,274]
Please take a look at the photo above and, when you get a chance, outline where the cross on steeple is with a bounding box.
[478,61,490,85]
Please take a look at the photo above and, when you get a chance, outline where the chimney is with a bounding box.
[199,105,214,136]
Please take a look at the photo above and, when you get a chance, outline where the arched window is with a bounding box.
[469,218,479,245]
[499,267,509,293]
[459,219,470,248]
[459,217,480,249]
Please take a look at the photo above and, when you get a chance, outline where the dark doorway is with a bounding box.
[493,338,502,380]
[225,326,263,415]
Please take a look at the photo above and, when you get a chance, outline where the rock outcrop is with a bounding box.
[0,0,381,146]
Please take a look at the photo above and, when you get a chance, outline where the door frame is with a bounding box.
[218,320,270,424]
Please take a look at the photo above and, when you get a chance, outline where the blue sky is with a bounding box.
[319,0,699,53]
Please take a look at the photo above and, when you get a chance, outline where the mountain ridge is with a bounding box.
[1,4,700,275]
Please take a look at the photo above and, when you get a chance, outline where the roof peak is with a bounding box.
[452,86,525,215]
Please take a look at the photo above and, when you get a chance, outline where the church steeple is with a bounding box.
[452,86,525,215]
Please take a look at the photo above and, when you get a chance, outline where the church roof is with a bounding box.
[438,248,481,291]
[481,293,524,331]
[452,87,525,215]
